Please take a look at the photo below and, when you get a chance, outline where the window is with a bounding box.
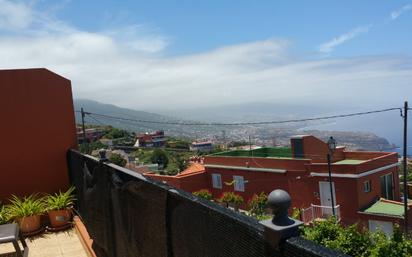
[233,176,245,192]
[212,173,222,189]
[364,180,371,193]
[380,173,394,200]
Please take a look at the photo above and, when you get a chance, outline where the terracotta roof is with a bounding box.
[178,163,205,176]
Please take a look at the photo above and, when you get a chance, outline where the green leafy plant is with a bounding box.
[232,194,244,206]
[7,194,45,218]
[291,207,301,220]
[0,205,10,224]
[302,218,412,257]
[193,189,213,200]
[248,192,268,217]
[46,186,76,211]
[219,192,244,207]
[109,153,127,167]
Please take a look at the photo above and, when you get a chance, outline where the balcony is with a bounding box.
[301,204,341,224]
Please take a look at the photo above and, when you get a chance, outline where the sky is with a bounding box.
[0,0,411,112]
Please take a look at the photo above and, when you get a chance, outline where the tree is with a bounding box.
[151,149,169,169]
[104,128,129,139]
[109,153,127,167]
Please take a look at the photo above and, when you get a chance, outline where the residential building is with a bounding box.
[150,135,407,233]
[134,130,166,147]
[76,127,105,143]
[190,141,213,152]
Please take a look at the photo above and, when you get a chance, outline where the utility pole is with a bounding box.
[81,107,88,153]
[403,101,408,234]
[222,130,226,150]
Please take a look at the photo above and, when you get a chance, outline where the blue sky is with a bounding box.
[36,0,412,57]
[0,0,411,111]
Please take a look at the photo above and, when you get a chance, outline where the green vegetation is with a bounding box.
[248,192,268,218]
[6,194,45,218]
[130,148,192,175]
[212,147,293,158]
[79,140,107,154]
[193,189,213,200]
[218,192,244,207]
[103,127,130,139]
[0,205,10,225]
[302,218,412,257]
[166,138,190,150]
[45,186,76,211]
[151,149,169,169]
[109,153,127,167]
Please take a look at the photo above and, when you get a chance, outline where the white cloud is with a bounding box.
[390,4,412,20]
[0,0,33,30]
[0,0,411,112]
[318,25,372,53]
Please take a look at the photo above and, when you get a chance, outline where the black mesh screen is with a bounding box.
[67,150,350,257]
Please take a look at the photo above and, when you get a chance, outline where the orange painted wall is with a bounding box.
[0,68,77,201]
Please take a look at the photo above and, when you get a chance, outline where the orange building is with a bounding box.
[0,68,77,200]
[148,135,405,234]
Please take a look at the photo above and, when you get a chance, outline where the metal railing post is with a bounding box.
[259,189,303,251]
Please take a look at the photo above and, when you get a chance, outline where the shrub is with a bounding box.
[219,192,244,206]
[193,189,213,200]
[248,192,268,217]
[109,153,127,167]
[302,218,412,257]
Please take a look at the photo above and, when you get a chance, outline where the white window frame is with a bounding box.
[364,180,371,193]
[233,176,245,192]
[212,173,222,189]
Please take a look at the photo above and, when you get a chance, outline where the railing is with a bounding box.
[301,204,341,224]
[67,150,349,257]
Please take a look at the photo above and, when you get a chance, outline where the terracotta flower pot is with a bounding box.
[18,215,41,233]
[48,209,72,228]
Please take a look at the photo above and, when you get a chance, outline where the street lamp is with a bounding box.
[327,136,337,216]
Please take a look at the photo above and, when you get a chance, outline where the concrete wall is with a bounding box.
[0,68,77,200]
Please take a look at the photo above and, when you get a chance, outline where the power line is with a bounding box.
[85,114,106,126]
[75,107,402,126]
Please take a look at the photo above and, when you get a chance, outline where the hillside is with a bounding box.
[74,99,395,151]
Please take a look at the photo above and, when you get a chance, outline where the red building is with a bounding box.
[147,135,408,234]
[76,127,105,143]
[134,130,166,147]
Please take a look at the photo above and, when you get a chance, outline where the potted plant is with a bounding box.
[7,194,45,234]
[0,205,10,225]
[45,186,75,230]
